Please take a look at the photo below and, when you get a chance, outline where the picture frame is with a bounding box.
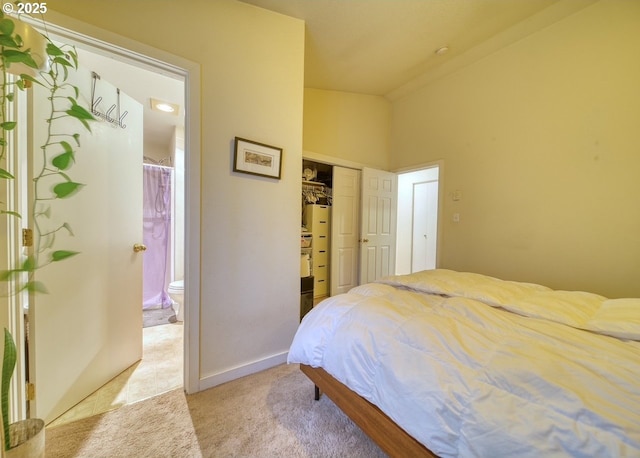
[233,137,283,179]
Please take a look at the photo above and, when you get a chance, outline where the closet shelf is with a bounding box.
[302,180,326,186]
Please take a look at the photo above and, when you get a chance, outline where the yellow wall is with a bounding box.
[304,88,390,169]
[48,0,305,384]
[390,0,640,297]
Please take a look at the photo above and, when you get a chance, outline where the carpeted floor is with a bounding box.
[45,363,387,457]
[143,307,177,328]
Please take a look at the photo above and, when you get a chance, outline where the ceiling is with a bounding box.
[69,1,594,156]
[239,0,590,96]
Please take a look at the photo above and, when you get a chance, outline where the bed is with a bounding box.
[287,269,640,457]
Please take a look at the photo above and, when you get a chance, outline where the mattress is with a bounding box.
[287,269,640,457]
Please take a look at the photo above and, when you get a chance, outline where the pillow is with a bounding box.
[583,298,640,341]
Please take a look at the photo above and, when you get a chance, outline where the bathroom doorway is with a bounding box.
[44,48,187,425]
[4,13,201,424]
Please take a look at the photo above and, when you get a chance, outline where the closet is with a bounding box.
[299,161,369,319]
[301,160,333,305]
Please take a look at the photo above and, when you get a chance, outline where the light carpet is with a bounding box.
[143,307,177,328]
[45,363,387,457]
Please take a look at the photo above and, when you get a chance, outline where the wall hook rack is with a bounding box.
[90,71,128,129]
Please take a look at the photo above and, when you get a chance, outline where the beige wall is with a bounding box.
[390,0,640,297]
[49,0,305,385]
[304,88,390,169]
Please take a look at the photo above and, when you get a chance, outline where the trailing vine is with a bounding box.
[0,11,95,294]
[0,11,94,451]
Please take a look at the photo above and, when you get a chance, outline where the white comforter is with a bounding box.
[287,270,640,457]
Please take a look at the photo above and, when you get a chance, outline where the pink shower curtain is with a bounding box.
[142,164,173,309]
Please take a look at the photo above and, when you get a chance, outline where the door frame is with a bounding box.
[16,12,202,400]
[394,160,444,272]
[303,154,444,288]
[303,151,367,297]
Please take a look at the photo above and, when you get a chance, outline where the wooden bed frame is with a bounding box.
[300,364,437,458]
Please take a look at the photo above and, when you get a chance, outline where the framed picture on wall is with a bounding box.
[233,137,283,179]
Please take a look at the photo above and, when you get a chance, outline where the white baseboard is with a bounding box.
[197,351,289,392]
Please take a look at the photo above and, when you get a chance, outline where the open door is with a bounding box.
[26,66,143,423]
[359,167,397,284]
[330,166,360,296]
[411,180,439,272]
[396,166,440,275]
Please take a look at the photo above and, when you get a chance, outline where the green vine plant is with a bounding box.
[0,11,95,451]
[0,11,95,294]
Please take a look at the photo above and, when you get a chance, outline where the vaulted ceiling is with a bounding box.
[73,1,596,155]
[239,0,594,97]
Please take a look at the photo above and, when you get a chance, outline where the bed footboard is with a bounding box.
[300,364,437,458]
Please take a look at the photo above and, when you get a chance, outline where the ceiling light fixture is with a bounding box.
[435,46,449,56]
[150,98,180,115]
[156,103,175,113]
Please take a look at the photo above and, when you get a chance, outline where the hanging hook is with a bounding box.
[90,72,128,129]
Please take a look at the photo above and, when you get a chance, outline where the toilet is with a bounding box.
[167,280,184,322]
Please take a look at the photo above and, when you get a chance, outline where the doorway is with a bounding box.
[7,15,201,425]
[301,159,333,302]
[48,48,185,426]
[396,165,440,275]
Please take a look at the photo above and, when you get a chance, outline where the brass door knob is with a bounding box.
[133,243,147,253]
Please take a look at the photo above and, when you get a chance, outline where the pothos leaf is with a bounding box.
[0,35,19,48]
[51,152,74,170]
[62,222,74,236]
[0,18,15,36]
[0,210,21,219]
[24,281,48,294]
[2,49,38,68]
[0,122,16,131]
[53,56,72,67]
[19,74,45,88]
[66,99,95,132]
[51,250,80,262]
[0,168,14,179]
[21,255,36,272]
[60,141,73,154]
[53,181,84,198]
[46,42,64,57]
[51,141,75,170]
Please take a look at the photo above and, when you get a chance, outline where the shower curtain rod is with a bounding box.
[143,162,173,170]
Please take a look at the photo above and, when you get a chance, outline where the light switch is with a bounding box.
[453,213,460,223]
[453,190,462,201]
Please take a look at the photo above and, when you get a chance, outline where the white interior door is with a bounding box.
[411,180,439,272]
[330,166,360,295]
[396,166,440,275]
[359,167,397,284]
[27,66,143,423]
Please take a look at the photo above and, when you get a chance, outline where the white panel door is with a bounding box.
[411,180,439,272]
[359,167,397,284]
[330,167,360,295]
[28,67,143,423]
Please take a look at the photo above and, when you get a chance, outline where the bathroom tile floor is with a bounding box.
[47,322,183,427]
